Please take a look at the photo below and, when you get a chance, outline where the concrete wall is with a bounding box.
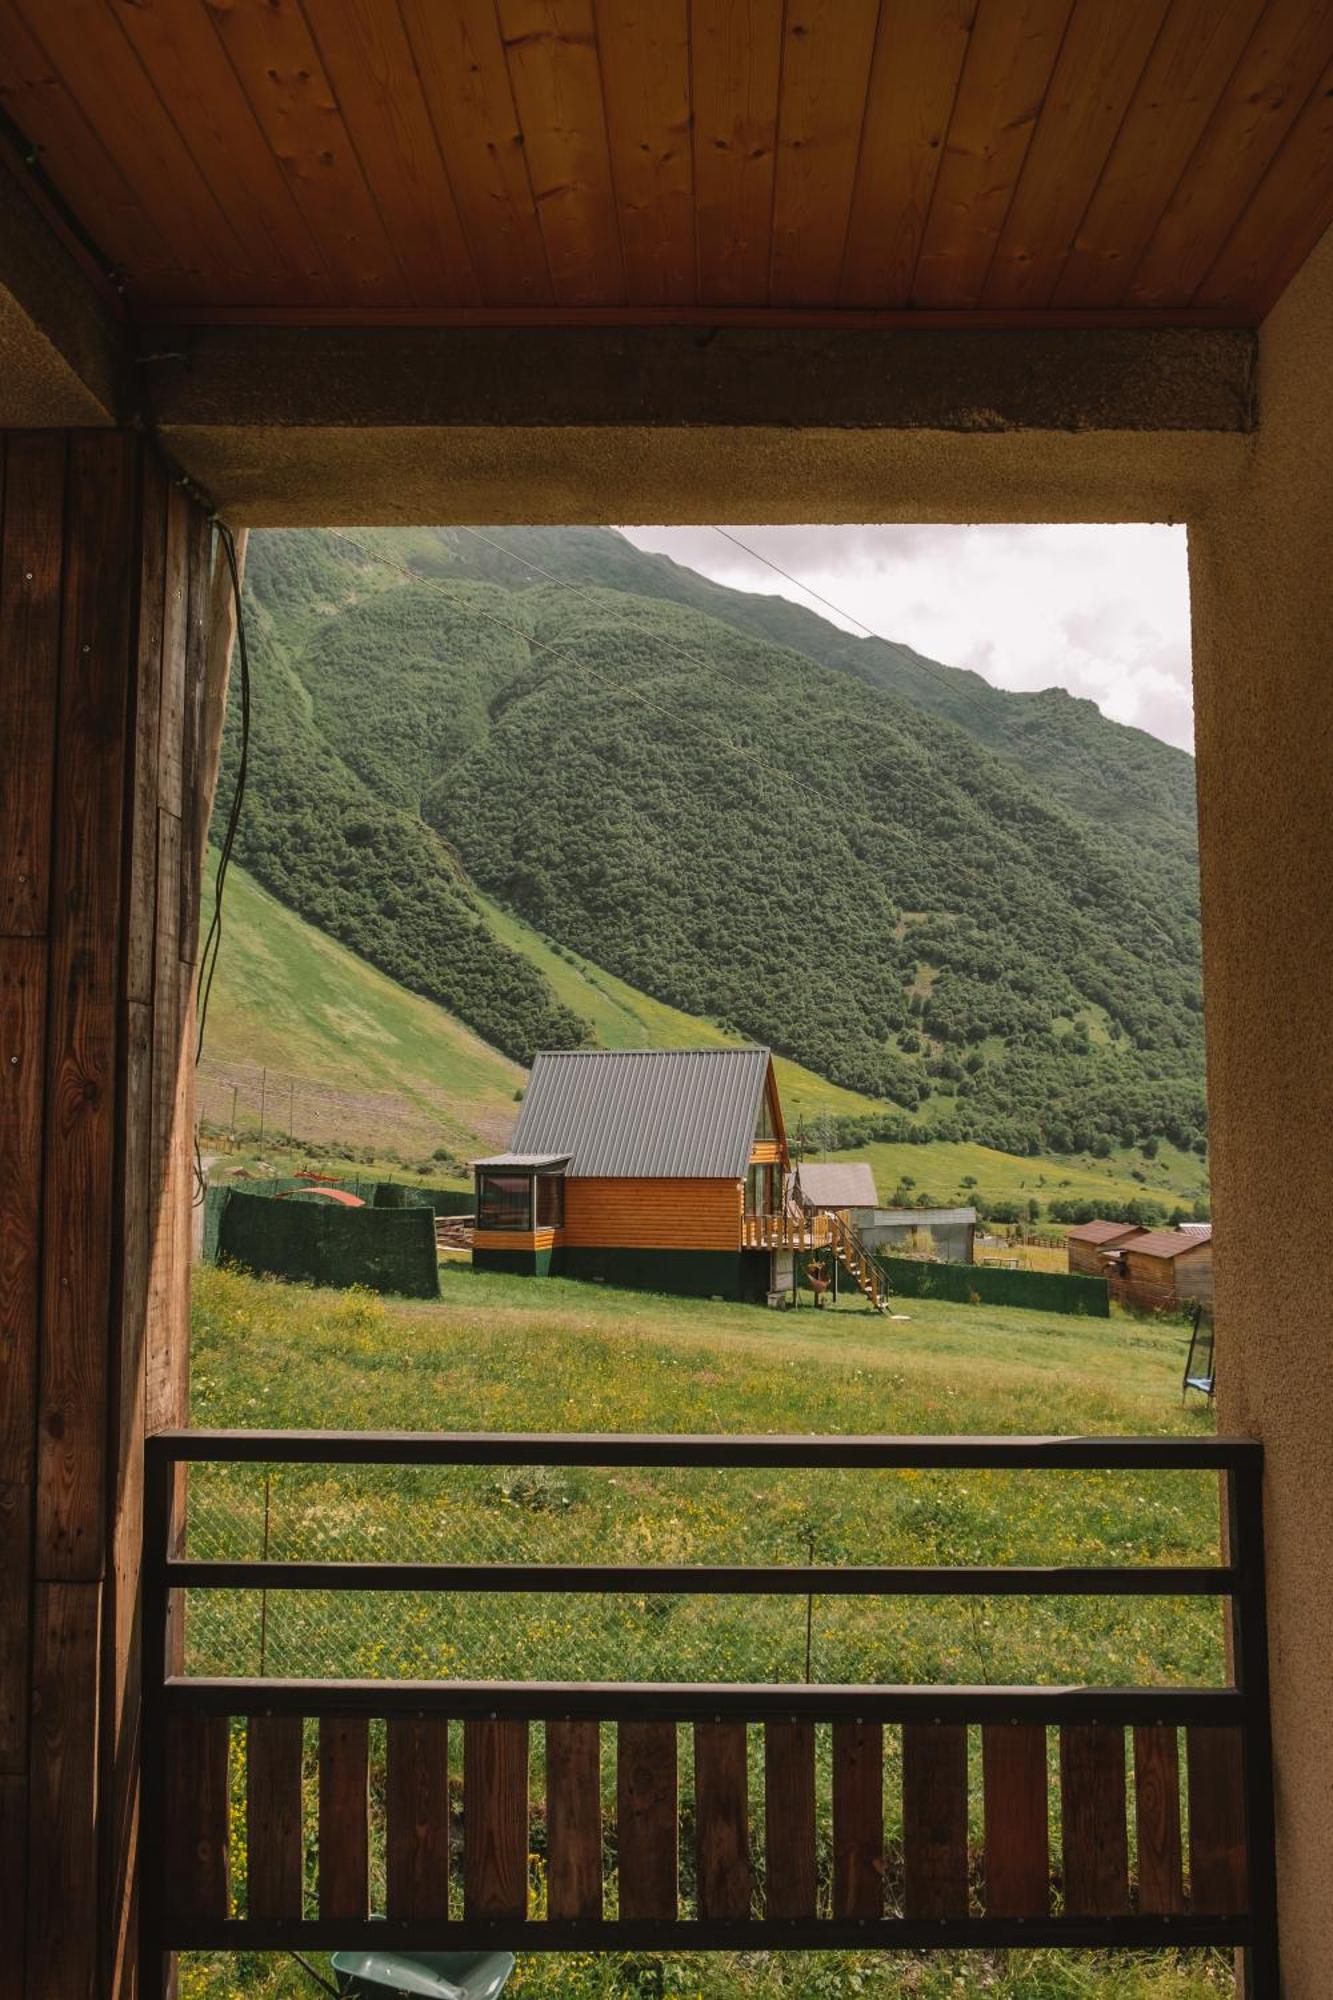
[1190,227,1333,1996]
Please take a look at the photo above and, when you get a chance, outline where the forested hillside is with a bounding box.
[221,527,1207,1156]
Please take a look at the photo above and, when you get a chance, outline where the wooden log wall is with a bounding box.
[157,1711,1253,1940]
[0,431,214,2000]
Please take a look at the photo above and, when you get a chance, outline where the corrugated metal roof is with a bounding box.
[1126,1226,1213,1260]
[860,1206,978,1228]
[506,1048,772,1178]
[473,1152,571,1170]
[1067,1219,1148,1244]
[791,1162,879,1209]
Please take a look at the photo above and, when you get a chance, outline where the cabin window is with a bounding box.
[536,1174,565,1228]
[746,1163,778,1216]
[477,1173,532,1231]
[753,1088,775,1142]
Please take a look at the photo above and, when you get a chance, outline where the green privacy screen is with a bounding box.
[211,1187,439,1298]
[879,1255,1109,1317]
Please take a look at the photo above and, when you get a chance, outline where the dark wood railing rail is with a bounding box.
[141,1430,1279,1994]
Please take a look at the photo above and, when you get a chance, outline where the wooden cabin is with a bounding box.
[473,1048,788,1300]
[1112,1226,1215,1315]
[1066,1218,1150,1277]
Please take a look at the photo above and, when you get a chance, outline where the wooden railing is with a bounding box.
[141,1431,1279,1994]
[742,1210,833,1249]
[825,1208,889,1311]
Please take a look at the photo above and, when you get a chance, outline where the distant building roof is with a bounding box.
[1178,1221,1212,1237]
[1067,1219,1149,1244]
[792,1161,878,1210]
[503,1047,773,1179]
[865,1206,978,1228]
[473,1152,571,1171]
[1126,1226,1213,1260]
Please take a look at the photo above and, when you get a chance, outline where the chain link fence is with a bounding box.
[183,1460,1226,1691]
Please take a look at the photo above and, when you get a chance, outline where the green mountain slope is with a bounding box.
[221,527,1206,1158]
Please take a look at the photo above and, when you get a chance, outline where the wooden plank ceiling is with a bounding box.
[1,0,1332,326]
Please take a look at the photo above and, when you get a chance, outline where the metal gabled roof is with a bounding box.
[791,1161,879,1210]
[509,1047,773,1179]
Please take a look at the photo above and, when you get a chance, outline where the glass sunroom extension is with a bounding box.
[475,1155,570,1230]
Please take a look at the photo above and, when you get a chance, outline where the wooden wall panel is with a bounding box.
[37,432,136,1581]
[691,0,783,306]
[616,1720,677,1920]
[693,1721,751,1920]
[248,1715,306,1922]
[902,1723,969,1919]
[319,1717,370,1921]
[0,433,65,936]
[763,1720,816,1920]
[163,1712,230,1926]
[27,1581,102,2000]
[982,1722,1048,1918]
[0,428,216,2000]
[0,942,46,1485]
[562,1177,743,1251]
[831,1720,882,1920]
[0,1772,25,2000]
[464,1719,529,1921]
[597,0,694,304]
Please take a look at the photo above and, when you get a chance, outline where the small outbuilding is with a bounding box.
[1113,1226,1214,1314]
[1066,1217,1149,1276]
[851,1206,978,1265]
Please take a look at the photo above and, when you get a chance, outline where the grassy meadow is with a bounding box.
[182,1265,1228,2000]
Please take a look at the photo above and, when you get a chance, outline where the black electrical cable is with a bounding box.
[195,520,250,1067]
[286,1950,341,1996]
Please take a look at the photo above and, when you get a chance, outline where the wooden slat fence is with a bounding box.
[141,1431,1280,1993]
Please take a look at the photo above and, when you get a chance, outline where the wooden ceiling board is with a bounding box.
[911,0,1076,309]
[495,0,625,306]
[1194,54,1333,313]
[839,0,976,309]
[0,0,177,296]
[982,0,1171,309]
[1125,0,1333,305]
[8,0,255,302]
[596,0,695,304]
[298,0,481,305]
[110,0,333,305]
[1051,0,1268,308]
[397,0,554,305]
[768,0,881,306]
[0,0,1330,327]
[691,0,785,305]
[203,0,407,302]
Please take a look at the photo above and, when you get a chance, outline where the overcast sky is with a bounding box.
[617,524,1194,753]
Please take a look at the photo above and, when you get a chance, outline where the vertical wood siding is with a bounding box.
[0,432,213,1999]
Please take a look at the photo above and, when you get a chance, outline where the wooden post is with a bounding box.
[0,432,218,1999]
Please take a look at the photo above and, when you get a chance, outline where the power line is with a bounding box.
[709,524,887,643]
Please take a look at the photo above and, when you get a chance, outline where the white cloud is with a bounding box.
[616,523,1194,752]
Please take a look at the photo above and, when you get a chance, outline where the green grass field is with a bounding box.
[182,1265,1229,2000]
[824,1135,1210,1218]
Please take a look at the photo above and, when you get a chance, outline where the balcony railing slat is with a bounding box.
[1061,1724,1130,1916]
[463,1719,529,1922]
[903,1723,969,1919]
[546,1720,603,1922]
[616,1721,678,1920]
[1187,1724,1250,1915]
[246,1715,303,1922]
[1133,1723,1184,1915]
[763,1721,817,1920]
[386,1716,449,1922]
[318,1718,369,1921]
[694,1722,752,1921]
[831,1720,883,1920]
[981,1722,1049,1917]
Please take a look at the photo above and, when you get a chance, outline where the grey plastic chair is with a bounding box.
[331,1950,515,2000]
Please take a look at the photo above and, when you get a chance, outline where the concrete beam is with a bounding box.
[145,323,1255,437]
[0,158,131,426]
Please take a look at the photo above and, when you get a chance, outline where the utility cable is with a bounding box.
[709,524,888,642]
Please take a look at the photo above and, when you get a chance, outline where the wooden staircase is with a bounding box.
[822,1205,891,1313]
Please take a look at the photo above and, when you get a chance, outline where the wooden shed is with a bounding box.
[1066,1218,1149,1277]
[1113,1227,1215,1314]
[473,1047,788,1300]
